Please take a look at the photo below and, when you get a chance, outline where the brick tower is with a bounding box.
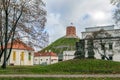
[66,25,78,38]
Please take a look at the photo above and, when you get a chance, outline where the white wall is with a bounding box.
[63,51,75,61]
[8,49,34,65]
[85,25,114,32]
[34,57,40,65]
[34,56,58,65]
[82,27,120,62]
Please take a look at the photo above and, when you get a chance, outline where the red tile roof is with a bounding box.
[7,39,34,51]
[34,52,57,57]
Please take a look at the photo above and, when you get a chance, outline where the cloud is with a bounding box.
[44,0,115,43]
[45,13,65,43]
[82,14,91,20]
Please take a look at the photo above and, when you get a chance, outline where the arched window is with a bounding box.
[28,53,31,61]
[13,51,16,61]
[21,52,24,61]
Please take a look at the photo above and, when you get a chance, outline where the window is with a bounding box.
[13,51,16,61]
[41,59,42,61]
[109,43,113,50]
[51,60,53,62]
[21,52,24,61]
[28,53,31,61]
[46,59,48,61]
[35,59,37,61]
[101,43,105,50]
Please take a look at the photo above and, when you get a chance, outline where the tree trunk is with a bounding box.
[1,58,6,69]
[1,6,9,69]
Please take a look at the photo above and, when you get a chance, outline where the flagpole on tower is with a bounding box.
[71,22,73,25]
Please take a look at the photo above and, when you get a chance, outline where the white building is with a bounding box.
[82,25,120,61]
[34,52,58,65]
[0,40,34,66]
[63,51,75,61]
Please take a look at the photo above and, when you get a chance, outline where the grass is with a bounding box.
[0,59,120,74]
[40,37,80,54]
[0,78,119,80]
[45,59,120,74]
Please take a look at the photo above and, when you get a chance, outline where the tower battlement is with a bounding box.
[66,26,78,38]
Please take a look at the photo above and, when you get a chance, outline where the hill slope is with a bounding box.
[40,37,80,54]
[45,59,120,74]
[0,59,120,74]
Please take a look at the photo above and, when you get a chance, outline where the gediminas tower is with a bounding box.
[66,25,78,38]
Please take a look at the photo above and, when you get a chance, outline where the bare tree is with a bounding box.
[0,0,47,69]
[92,29,113,60]
[111,0,120,24]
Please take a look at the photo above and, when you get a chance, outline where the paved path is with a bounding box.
[0,74,120,78]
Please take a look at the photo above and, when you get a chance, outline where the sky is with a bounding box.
[44,0,115,44]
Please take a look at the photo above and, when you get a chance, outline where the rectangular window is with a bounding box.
[51,60,53,62]
[21,52,24,61]
[101,43,105,50]
[13,51,16,61]
[109,43,113,50]
[28,53,31,61]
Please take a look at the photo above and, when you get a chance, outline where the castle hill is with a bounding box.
[0,0,120,80]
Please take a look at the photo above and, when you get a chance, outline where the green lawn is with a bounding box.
[0,78,119,80]
[0,59,120,74]
[40,37,80,54]
[45,59,120,74]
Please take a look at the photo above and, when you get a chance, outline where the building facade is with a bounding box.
[81,25,120,61]
[34,52,58,65]
[63,51,76,61]
[0,40,34,66]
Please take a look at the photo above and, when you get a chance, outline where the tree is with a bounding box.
[0,0,47,69]
[110,0,120,60]
[87,39,95,59]
[74,40,85,59]
[92,29,113,60]
[111,0,120,4]
[111,0,120,24]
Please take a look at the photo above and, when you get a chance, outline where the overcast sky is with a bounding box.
[44,0,115,44]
